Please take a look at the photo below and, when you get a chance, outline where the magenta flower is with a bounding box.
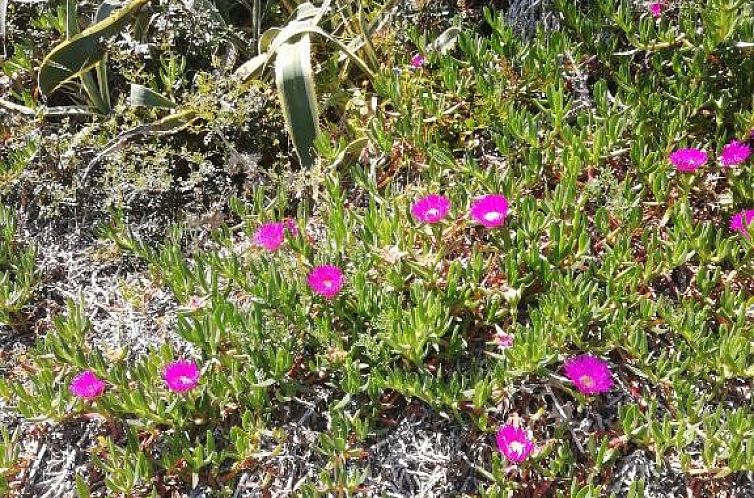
[307,265,345,299]
[253,220,298,252]
[496,424,535,463]
[720,140,751,167]
[410,53,425,68]
[411,194,451,224]
[564,354,614,395]
[69,370,106,400]
[470,194,509,228]
[163,360,200,393]
[649,1,664,17]
[493,331,514,350]
[669,148,707,173]
[730,209,754,237]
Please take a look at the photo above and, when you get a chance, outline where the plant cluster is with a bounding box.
[1,0,754,497]
[0,205,39,330]
[0,427,21,496]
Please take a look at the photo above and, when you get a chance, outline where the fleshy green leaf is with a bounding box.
[38,0,149,97]
[129,84,176,108]
[275,33,319,168]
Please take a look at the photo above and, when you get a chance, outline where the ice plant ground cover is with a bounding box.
[1,0,754,496]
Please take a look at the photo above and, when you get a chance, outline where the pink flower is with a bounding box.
[649,2,664,17]
[253,220,298,252]
[410,53,425,68]
[669,148,707,173]
[307,265,345,299]
[493,331,514,350]
[720,140,751,167]
[185,295,206,311]
[496,424,535,463]
[69,370,106,400]
[411,195,450,224]
[163,360,200,393]
[470,194,509,228]
[730,209,754,236]
[564,354,614,395]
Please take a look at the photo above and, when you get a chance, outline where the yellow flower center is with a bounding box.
[579,375,594,388]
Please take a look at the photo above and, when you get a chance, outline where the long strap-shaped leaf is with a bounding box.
[38,0,149,97]
[272,3,327,168]
[275,33,319,169]
[66,0,108,112]
[236,2,336,167]
[129,83,176,108]
[234,1,374,84]
[92,0,123,112]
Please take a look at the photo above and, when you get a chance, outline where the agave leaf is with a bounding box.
[269,2,372,77]
[38,0,149,97]
[267,2,327,55]
[428,26,460,54]
[233,28,300,84]
[236,1,349,85]
[258,27,280,53]
[275,35,318,168]
[234,3,321,84]
[267,3,329,169]
[276,25,374,79]
[65,0,109,112]
[93,0,123,111]
[129,84,176,108]
[234,53,270,83]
